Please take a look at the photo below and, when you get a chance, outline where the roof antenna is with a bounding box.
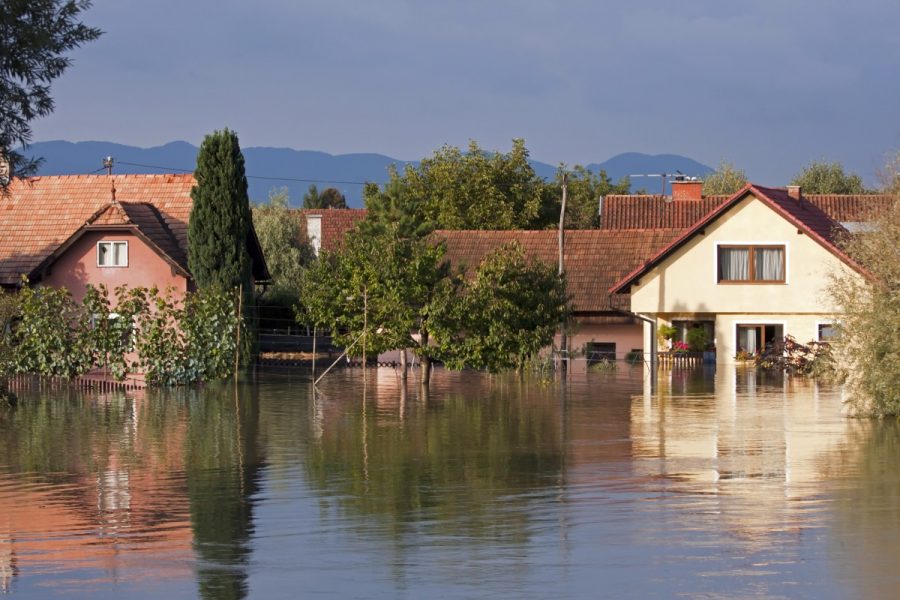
[103,156,114,176]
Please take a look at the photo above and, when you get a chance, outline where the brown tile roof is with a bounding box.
[295,208,367,252]
[601,192,893,229]
[610,184,869,294]
[434,229,682,313]
[0,174,268,286]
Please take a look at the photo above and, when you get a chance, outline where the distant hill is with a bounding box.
[26,140,712,207]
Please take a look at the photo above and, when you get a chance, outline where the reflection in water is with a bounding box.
[183,382,263,600]
[1,368,900,598]
[0,388,195,594]
[304,373,564,545]
[827,418,900,600]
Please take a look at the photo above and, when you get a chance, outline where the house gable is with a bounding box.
[624,192,863,316]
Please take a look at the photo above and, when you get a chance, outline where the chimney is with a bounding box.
[786,185,801,200]
[670,177,703,201]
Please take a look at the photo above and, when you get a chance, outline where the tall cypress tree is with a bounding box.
[188,129,253,292]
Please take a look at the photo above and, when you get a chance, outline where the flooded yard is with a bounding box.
[0,366,898,598]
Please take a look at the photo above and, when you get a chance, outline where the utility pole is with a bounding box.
[558,173,568,373]
[103,156,114,175]
[363,286,368,383]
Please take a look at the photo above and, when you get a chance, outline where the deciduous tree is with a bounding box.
[303,184,347,209]
[791,161,867,194]
[252,188,313,304]
[702,161,748,195]
[830,190,900,416]
[0,0,101,179]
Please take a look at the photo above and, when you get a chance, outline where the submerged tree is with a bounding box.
[431,242,568,372]
[0,0,102,179]
[830,191,900,416]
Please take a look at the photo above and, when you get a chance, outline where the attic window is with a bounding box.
[718,245,784,283]
[98,241,128,267]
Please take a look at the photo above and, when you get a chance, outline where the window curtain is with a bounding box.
[719,248,749,280]
[755,247,784,281]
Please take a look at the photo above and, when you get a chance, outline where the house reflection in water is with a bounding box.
[0,390,195,593]
[631,367,850,542]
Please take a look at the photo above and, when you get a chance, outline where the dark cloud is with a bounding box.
[32,0,900,185]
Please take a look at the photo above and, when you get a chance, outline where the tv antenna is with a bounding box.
[628,171,688,196]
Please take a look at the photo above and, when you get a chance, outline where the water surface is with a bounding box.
[1,367,898,599]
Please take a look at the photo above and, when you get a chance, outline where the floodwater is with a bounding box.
[0,366,898,599]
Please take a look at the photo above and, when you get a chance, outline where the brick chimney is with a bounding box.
[786,185,801,200]
[671,178,703,201]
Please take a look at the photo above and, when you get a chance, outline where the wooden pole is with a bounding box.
[363,287,368,382]
[234,284,243,381]
[312,324,317,378]
[558,173,568,373]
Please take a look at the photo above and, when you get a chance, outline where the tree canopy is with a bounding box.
[188,129,254,292]
[0,0,101,179]
[303,184,348,209]
[543,165,631,229]
[252,188,313,304]
[364,139,548,231]
[790,161,867,194]
[300,223,568,380]
[702,161,748,195]
[830,191,900,416]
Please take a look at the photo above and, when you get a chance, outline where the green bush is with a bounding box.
[686,327,709,352]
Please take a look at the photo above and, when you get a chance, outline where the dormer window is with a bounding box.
[718,245,784,283]
[97,241,128,267]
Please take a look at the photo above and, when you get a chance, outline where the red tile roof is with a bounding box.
[434,229,682,313]
[610,184,869,294]
[0,174,268,286]
[295,208,367,252]
[601,193,893,229]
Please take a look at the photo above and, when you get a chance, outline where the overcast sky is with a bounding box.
[32,0,900,185]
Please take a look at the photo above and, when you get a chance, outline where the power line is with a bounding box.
[114,160,370,186]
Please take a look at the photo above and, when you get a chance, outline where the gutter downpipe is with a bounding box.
[610,298,658,393]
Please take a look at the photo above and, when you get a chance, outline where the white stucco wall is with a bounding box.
[628,193,863,364]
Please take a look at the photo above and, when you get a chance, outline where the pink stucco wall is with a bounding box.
[556,320,645,374]
[42,231,189,304]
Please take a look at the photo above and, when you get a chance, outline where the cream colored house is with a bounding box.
[611,184,868,365]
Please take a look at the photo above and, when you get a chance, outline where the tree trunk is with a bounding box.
[399,348,408,380]
[419,330,431,385]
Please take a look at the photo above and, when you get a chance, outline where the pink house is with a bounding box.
[0,174,268,301]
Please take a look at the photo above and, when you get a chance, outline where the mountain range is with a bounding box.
[26,140,713,207]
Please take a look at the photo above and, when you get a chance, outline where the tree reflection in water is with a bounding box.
[826,418,900,600]
[183,382,263,600]
[303,375,565,547]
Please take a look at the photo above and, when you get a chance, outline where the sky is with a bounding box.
[31,0,900,186]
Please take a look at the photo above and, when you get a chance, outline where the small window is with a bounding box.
[818,323,837,342]
[586,342,616,365]
[718,245,784,283]
[98,241,128,267]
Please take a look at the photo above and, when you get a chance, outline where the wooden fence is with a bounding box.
[657,352,707,368]
[4,372,147,393]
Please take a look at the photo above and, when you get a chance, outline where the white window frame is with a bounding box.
[97,240,129,268]
[713,241,790,285]
[815,320,838,342]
